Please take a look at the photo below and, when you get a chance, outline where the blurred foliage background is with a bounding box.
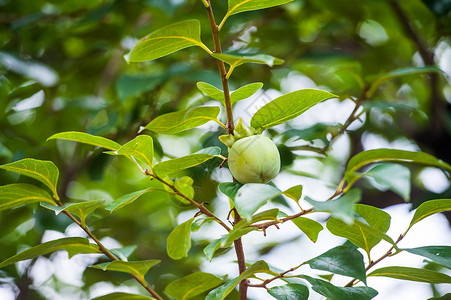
[0,0,450,299]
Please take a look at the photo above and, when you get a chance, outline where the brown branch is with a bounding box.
[150,173,231,232]
[345,234,404,287]
[205,0,234,134]
[204,2,247,298]
[55,199,164,300]
[389,0,444,135]
[249,208,314,232]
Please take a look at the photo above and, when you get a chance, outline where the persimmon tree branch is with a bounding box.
[148,172,231,232]
[345,233,404,287]
[389,0,444,135]
[204,2,248,299]
[54,199,164,300]
[205,0,234,134]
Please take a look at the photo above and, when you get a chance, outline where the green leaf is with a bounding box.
[205,209,279,260]
[167,218,195,260]
[145,106,221,134]
[106,188,163,213]
[231,82,263,104]
[203,237,227,261]
[428,294,451,300]
[363,163,411,201]
[250,89,336,129]
[206,261,269,300]
[301,276,378,300]
[307,245,367,284]
[212,53,284,74]
[0,183,55,211]
[305,189,361,225]
[218,182,243,200]
[191,217,215,232]
[283,185,303,202]
[173,176,195,205]
[408,199,451,230]
[92,292,154,300]
[129,19,208,62]
[368,266,451,283]
[41,199,104,227]
[91,260,160,281]
[327,206,395,257]
[291,217,323,243]
[111,135,154,169]
[403,246,451,269]
[0,158,59,195]
[110,245,137,261]
[224,0,294,23]
[345,149,451,184]
[367,66,443,97]
[233,183,282,219]
[197,82,224,101]
[197,82,263,105]
[154,153,218,176]
[327,204,393,256]
[267,283,309,300]
[0,237,101,268]
[165,272,224,300]
[47,131,120,151]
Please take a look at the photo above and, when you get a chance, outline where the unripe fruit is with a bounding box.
[228,135,281,184]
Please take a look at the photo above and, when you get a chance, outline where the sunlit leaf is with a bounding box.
[368,266,451,283]
[231,82,263,104]
[327,205,395,257]
[307,245,367,283]
[145,106,221,134]
[408,199,451,230]
[345,149,451,184]
[129,19,208,62]
[212,53,284,72]
[47,131,120,151]
[92,259,160,280]
[291,217,323,243]
[0,158,59,195]
[154,153,219,176]
[167,218,195,260]
[197,82,263,105]
[301,276,378,300]
[41,199,104,227]
[233,183,282,219]
[0,183,55,211]
[220,0,294,29]
[305,189,361,224]
[191,217,215,232]
[197,82,224,101]
[363,163,411,201]
[268,283,309,300]
[165,272,224,300]
[111,135,154,169]
[206,261,269,300]
[218,182,243,199]
[250,89,336,129]
[403,246,451,269]
[0,237,101,268]
[106,188,163,213]
[283,185,303,202]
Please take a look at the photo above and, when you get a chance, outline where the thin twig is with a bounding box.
[150,173,231,232]
[54,200,164,300]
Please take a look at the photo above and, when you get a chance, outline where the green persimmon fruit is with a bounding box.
[228,135,281,183]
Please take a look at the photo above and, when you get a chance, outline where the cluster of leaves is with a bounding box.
[1,0,451,299]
